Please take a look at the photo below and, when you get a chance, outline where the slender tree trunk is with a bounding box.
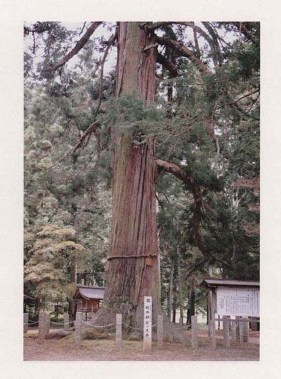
[94,23,186,342]
[167,264,174,321]
[187,287,195,326]
[176,220,184,326]
[70,257,77,283]
[178,257,184,327]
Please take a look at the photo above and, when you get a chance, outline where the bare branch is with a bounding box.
[79,22,87,36]
[48,22,102,72]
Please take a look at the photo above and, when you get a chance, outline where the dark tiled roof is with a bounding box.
[74,285,105,300]
[203,278,260,288]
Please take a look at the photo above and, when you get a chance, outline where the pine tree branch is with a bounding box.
[232,22,258,43]
[156,159,231,267]
[73,121,100,153]
[156,53,178,77]
[48,22,102,72]
[184,258,206,279]
[201,22,223,66]
[94,32,117,119]
[156,159,195,187]
[154,34,210,74]
[231,89,260,105]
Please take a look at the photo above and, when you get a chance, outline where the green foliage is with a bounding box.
[24,21,260,317]
[24,224,88,307]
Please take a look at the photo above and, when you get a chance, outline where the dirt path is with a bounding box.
[24,329,259,361]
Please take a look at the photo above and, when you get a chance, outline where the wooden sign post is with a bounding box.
[116,314,122,348]
[157,315,164,349]
[24,313,29,334]
[143,296,152,352]
[191,315,198,349]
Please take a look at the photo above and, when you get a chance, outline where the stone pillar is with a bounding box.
[231,319,237,340]
[75,311,83,345]
[238,318,244,344]
[210,319,216,349]
[191,315,198,349]
[38,311,47,344]
[116,314,122,348]
[24,313,29,334]
[157,315,164,349]
[223,316,230,348]
[143,296,152,352]
[242,319,249,343]
[64,313,70,330]
[45,313,50,335]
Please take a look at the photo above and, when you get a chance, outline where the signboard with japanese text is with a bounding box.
[216,286,259,317]
[143,296,152,351]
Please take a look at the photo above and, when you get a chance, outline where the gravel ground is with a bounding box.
[24,329,259,361]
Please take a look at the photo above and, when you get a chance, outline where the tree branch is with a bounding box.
[94,32,117,119]
[48,22,102,72]
[73,121,100,153]
[232,22,257,43]
[184,258,206,279]
[156,53,178,77]
[156,159,227,263]
[154,34,210,74]
[156,159,195,188]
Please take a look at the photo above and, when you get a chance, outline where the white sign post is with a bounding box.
[143,296,152,352]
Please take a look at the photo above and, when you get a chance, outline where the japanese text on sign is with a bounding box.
[143,296,152,347]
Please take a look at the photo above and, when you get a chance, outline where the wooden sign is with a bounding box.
[216,287,259,317]
[143,296,152,351]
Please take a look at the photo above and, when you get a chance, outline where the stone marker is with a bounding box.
[116,314,122,348]
[210,319,216,349]
[45,313,50,335]
[75,311,83,345]
[241,319,249,343]
[143,296,152,352]
[157,315,163,349]
[24,313,29,334]
[191,315,198,349]
[223,316,230,348]
[64,313,70,330]
[231,319,237,340]
[38,311,47,344]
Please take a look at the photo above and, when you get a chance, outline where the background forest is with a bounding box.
[24,21,260,323]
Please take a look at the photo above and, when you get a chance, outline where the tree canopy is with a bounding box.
[24,21,259,327]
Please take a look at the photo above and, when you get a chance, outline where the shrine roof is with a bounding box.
[74,285,105,300]
[203,278,260,288]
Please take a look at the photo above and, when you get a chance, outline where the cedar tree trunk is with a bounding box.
[94,22,186,342]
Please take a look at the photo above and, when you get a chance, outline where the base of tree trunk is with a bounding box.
[87,305,189,344]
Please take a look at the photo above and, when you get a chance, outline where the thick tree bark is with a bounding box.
[93,22,186,342]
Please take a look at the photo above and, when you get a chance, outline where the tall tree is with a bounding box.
[93,23,185,340]
[24,21,260,340]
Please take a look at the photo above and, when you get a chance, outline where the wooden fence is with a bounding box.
[24,312,259,350]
